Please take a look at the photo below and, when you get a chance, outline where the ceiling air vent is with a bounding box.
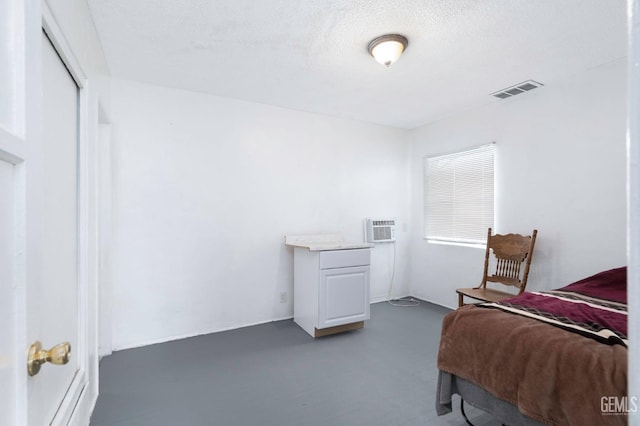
[491,80,543,99]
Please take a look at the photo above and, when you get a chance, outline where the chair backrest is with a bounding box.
[480,228,538,294]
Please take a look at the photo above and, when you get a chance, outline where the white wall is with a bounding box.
[408,59,628,309]
[109,79,411,350]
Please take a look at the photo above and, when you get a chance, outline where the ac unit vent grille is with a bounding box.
[373,227,393,241]
[505,87,524,95]
[366,218,396,243]
[372,220,395,226]
[491,80,543,99]
[518,82,538,91]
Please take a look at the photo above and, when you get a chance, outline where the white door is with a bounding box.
[1,3,93,425]
[29,31,83,424]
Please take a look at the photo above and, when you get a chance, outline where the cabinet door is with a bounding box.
[318,266,370,329]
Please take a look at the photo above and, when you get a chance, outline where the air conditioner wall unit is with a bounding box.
[366,219,396,243]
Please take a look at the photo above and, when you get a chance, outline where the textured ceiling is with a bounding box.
[87,0,627,129]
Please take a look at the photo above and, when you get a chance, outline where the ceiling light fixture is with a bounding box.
[367,34,408,67]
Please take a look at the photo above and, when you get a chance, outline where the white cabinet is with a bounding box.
[318,265,370,329]
[292,246,371,337]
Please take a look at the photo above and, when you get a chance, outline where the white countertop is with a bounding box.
[284,234,373,251]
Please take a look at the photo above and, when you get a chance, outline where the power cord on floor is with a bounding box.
[386,241,419,307]
[461,399,475,426]
[460,398,506,426]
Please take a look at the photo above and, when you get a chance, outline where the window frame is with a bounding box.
[423,143,495,247]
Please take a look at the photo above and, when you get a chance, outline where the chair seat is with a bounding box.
[456,287,518,305]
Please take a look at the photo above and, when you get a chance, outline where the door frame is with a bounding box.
[97,120,113,358]
[628,0,639,415]
[0,126,26,426]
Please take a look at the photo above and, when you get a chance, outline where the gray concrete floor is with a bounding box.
[91,300,502,426]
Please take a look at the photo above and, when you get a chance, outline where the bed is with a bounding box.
[436,266,628,425]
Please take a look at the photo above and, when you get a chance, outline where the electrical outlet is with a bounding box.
[279,292,287,304]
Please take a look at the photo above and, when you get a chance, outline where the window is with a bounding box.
[423,144,494,245]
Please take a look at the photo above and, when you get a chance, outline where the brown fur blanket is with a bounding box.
[437,304,627,425]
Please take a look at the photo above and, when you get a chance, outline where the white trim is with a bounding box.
[426,238,486,249]
[371,294,411,304]
[97,122,112,357]
[0,0,26,137]
[11,0,34,423]
[41,3,86,89]
[627,0,639,419]
[113,316,296,352]
[422,141,495,161]
[0,127,26,164]
[67,385,97,426]
[14,160,27,426]
[50,374,85,426]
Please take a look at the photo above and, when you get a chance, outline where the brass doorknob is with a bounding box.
[27,341,71,376]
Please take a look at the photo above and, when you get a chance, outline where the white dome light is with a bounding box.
[367,34,408,67]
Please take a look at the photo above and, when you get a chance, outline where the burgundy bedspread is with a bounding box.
[479,267,627,347]
[437,267,628,425]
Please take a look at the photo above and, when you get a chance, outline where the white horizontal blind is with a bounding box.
[424,144,494,244]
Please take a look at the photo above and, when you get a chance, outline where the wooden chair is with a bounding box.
[456,228,538,307]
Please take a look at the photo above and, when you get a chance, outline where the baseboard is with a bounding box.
[109,296,454,353]
[111,315,295,352]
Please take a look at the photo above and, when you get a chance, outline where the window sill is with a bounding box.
[425,239,486,249]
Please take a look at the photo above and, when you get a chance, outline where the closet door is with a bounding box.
[26,30,86,425]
